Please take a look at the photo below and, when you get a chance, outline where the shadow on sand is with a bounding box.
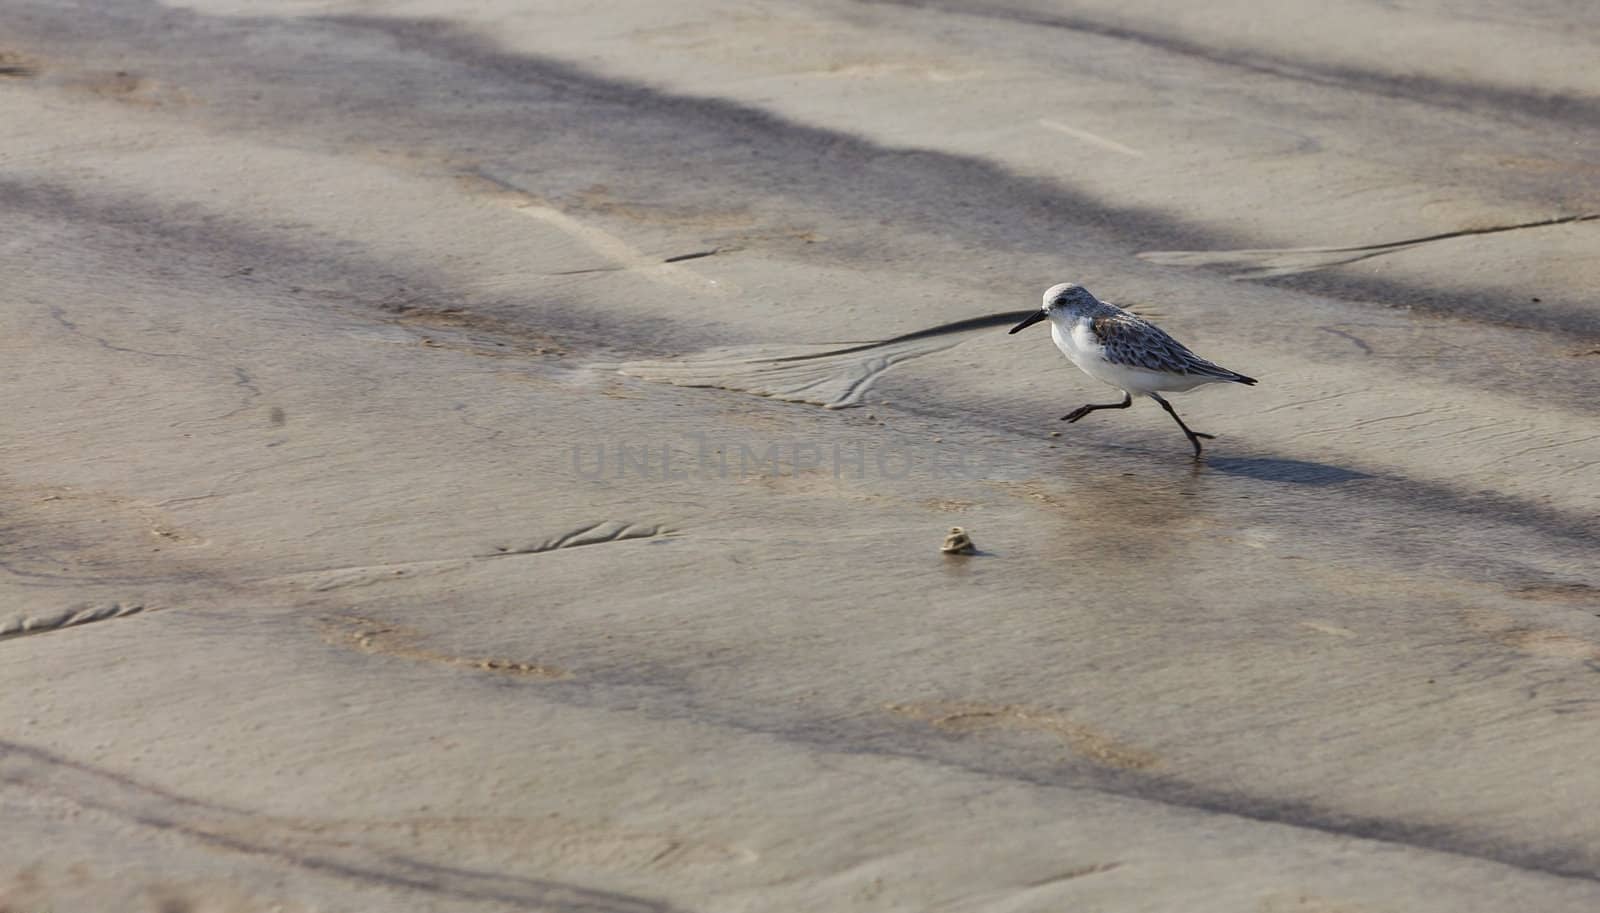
[1205,456,1371,486]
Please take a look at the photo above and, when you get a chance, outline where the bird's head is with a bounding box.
[1008,282,1098,334]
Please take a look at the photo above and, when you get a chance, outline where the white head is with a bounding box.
[1008,282,1100,335]
[1042,282,1100,311]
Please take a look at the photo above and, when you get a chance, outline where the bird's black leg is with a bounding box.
[1149,393,1216,458]
[1060,392,1132,423]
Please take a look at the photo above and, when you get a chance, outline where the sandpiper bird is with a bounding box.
[1009,282,1256,458]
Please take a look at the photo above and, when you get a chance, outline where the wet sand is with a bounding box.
[3,1,1599,910]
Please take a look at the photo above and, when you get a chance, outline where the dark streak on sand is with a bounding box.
[641,682,1600,885]
[1301,213,1599,252]
[6,176,1598,583]
[768,311,1040,362]
[8,4,1600,345]
[5,4,1600,892]
[251,15,1600,342]
[857,0,1600,127]
[382,632,1600,886]
[0,176,627,356]
[661,249,724,264]
[0,738,688,913]
[311,14,1230,256]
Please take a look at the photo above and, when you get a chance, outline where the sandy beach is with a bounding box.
[3,1,1599,910]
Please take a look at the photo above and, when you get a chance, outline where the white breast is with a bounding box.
[1050,316,1212,395]
[1050,318,1098,367]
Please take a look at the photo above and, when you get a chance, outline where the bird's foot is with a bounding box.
[1186,433,1214,460]
[1193,431,1216,440]
[1060,406,1092,423]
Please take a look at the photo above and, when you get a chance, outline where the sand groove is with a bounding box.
[886,701,1161,771]
[296,522,667,591]
[317,616,568,679]
[0,602,146,642]
[1138,214,1600,279]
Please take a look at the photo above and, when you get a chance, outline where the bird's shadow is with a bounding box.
[1203,456,1371,486]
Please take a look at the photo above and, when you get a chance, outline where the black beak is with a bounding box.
[1008,311,1048,334]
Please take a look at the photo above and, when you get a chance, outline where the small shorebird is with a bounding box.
[1009,282,1256,458]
